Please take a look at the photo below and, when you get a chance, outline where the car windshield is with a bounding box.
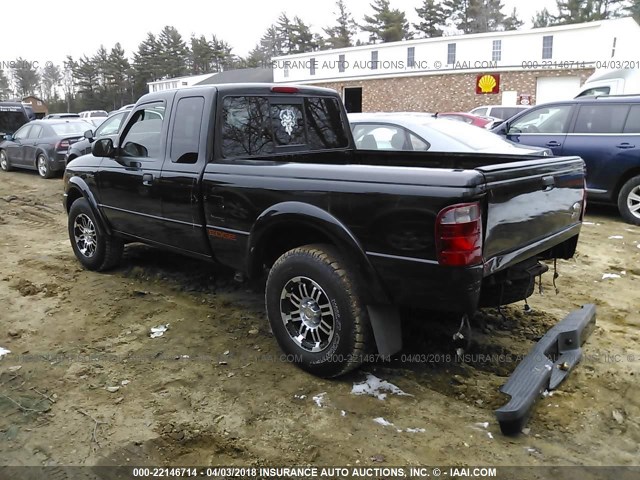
[50,122,93,135]
[424,119,507,150]
[91,111,108,117]
[0,111,29,135]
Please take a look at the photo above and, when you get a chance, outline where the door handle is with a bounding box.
[616,143,635,149]
[541,175,555,191]
[142,173,154,186]
[545,141,561,147]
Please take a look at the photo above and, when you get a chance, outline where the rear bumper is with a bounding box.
[51,152,67,171]
[495,304,597,435]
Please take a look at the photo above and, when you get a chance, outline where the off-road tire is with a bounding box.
[68,198,123,271]
[265,244,373,378]
[618,175,640,226]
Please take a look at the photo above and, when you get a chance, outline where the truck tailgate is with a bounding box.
[477,156,585,273]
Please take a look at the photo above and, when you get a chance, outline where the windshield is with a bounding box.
[425,120,506,150]
[51,122,94,135]
[0,111,29,135]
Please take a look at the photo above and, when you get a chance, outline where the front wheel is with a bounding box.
[0,150,11,172]
[37,153,53,179]
[618,175,640,225]
[68,198,123,271]
[265,244,373,378]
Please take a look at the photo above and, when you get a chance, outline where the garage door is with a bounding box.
[536,76,581,104]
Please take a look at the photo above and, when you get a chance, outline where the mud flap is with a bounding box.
[495,304,596,435]
[367,305,402,356]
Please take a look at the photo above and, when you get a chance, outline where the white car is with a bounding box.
[469,105,530,121]
[347,112,551,156]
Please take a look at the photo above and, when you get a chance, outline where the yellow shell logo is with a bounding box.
[478,75,497,93]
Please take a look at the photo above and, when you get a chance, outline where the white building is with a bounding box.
[271,17,640,112]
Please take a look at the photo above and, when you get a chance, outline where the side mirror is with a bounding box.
[84,129,94,142]
[92,138,114,157]
[4,134,13,141]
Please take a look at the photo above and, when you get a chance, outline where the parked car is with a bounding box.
[0,102,31,137]
[437,112,498,128]
[66,109,131,162]
[0,119,93,178]
[348,112,551,156]
[44,113,80,119]
[64,84,586,383]
[491,95,640,224]
[469,105,530,120]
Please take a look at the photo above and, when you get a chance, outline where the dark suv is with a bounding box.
[492,95,640,224]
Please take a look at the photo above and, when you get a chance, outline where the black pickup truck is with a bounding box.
[63,84,587,378]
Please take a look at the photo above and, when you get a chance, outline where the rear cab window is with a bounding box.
[220,94,348,159]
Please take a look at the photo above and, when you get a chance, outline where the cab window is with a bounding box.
[120,103,165,158]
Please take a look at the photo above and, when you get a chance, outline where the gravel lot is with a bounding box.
[0,170,638,469]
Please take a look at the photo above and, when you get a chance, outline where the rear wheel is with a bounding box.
[68,198,123,271]
[265,244,373,378]
[0,150,11,172]
[37,153,52,179]
[618,175,640,225]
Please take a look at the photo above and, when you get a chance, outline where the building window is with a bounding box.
[284,61,289,78]
[542,35,553,59]
[310,58,316,75]
[407,47,415,68]
[447,43,456,64]
[371,51,378,70]
[492,40,501,62]
[611,37,617,57]
[338,54,346,73]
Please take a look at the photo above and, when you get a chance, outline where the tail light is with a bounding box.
[271,86,299,94]
[435,202,483,267]
[56,139,71,151]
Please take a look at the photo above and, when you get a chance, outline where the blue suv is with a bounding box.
[492,96,640,225]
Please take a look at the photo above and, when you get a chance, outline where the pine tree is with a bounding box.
[443,0,474,33]
[628,0,640,22]
[211,35,236,72]
[467,0,506,33]
[190,35,216,74]
[133,33,163,97]
[41,63,62,102]
[12,58,40,97]
[106,43,130,109]
[158,26,190,79]
[245,25,285,68]
[532,8,554,27]
[0,69,10,100]
[361,0,412,43]
[503,7,524,30]
[291,16,319,53]
[414,0,447,37]
[323,0,358,49]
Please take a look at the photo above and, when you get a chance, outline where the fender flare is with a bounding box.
[65,176,112,236]
[247,201,391,305]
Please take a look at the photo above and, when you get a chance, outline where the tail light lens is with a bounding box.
[57,139,70,151]
[435,202,483,267]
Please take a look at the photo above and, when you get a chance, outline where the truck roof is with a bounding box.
[137,83,340,105]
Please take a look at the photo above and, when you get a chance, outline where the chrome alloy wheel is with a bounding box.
[280,276,335,353]
[0,151,7,171]
[37,155,48,177]
[73,213,97,258]
[626,184,640,221]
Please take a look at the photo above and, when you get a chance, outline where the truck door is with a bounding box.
[96,101,167,241]
[504,104,574,156]
[158,92,211,257]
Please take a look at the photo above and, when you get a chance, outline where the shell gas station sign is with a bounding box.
[475,74,500,94]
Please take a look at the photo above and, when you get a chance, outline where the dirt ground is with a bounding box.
[0,169,639,471]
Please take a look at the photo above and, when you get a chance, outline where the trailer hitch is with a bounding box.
[495,304,596,435]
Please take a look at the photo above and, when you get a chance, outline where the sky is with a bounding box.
[1,0,557,69]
